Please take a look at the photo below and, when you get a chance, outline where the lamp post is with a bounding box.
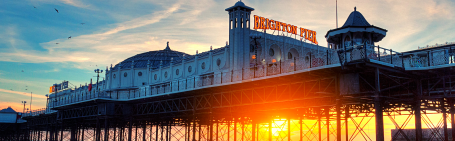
[21,101,26,113]
[45,94,49,113]
[250,34,262,76]
[94,69,103,95]
[30,92,32,113]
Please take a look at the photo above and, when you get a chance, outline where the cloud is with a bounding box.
[2,0,455,69]
[0,88,47,99]
[59,0,89,8]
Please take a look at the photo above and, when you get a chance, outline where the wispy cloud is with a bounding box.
[0,88,47,99]
[59,0,89,8]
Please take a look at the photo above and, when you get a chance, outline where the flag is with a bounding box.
[49,86,54,93]
[88,79,92,91]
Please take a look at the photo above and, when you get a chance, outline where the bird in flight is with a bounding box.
[25,89,28,90]
[81,23,85,25]
[56,43,59,44]
[22,70,24,72]
[33,6,36,8]
[54,8,59,13]
[10,89,13,91]
[68,36,71,39]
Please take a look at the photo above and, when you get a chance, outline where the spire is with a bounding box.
[354,7,356,11]
[164,41,171,51]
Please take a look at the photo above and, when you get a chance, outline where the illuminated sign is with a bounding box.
[253,15,318,44]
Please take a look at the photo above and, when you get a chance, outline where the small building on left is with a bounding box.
[0,106,27,140]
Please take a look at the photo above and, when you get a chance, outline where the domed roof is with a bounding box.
[0,107,16,113]
[225,1,254,11]
[234,1,246,7]
[341,7,371,28]
[113,42,189,70]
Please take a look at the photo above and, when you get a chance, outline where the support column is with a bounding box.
[192,119,196,141]
[374,68,384,141]
[442,98,448,141]
[216,121,219,141]
[300,117,303,141]
[96,117,101,141]
[104,118,109,141]
[415,80,423,141]
[60,120,64,141]
[269,119,272,141]
[128,118,133,141]
[318,109,322,141]
[81,126,84,141]
[288,118,291,141]
[71,124,77,141]
[326,107,330,141]
[336,100,341,141]
[252,119,255,141]
[452,100,455,141]
[143,122,146,141]
[234,119,237,141]
[156,124,159,141]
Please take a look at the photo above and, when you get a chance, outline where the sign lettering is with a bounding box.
[254,15,318,44]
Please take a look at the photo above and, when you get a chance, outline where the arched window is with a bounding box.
[353,34,362,45]
[344,36,351,47]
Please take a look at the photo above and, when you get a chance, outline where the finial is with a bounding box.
[110,64,112,68]
[171,57,174,63]
[196,50,198,54]
[147,60,150,65]
[165,41,171,50]
[354,7,356,11]
[210,46,212,51]
[226,41,228,46]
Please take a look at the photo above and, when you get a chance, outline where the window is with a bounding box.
[124,72,127,77]
[288,52,293,59]
[154,74,157,80]
[113,74,116,78]
[138,72,142,76]
[353,35,362,45]
[176,69,179,75]
[216,59,221,66]
[269,48,275,56]
[344,36,351,47]
[164,72,168,78]
[188,66,192,72]
[250,44,255,52]
[201,62,206,69]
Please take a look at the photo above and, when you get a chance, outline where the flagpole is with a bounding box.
[30,92,32,113]
[336,0,338,28]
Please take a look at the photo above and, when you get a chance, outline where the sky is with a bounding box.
[0,0,454,117]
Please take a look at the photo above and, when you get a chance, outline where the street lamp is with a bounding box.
[250,34,262,66]
[45,94,49,113]
[94,69,103,94]
[21,101,26,113]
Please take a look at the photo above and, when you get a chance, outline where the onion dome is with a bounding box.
[112,42,189,70]
[325,7,387,44]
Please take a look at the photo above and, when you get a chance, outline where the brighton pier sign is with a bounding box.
[254,15,318,44]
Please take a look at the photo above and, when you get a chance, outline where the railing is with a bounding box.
[337,44,405,68]
[46,49,342,108]
[46,44,455,110]
[22,108,56,117]
[403,46,455,68]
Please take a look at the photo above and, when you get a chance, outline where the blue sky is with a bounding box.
[1,0,455,112]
